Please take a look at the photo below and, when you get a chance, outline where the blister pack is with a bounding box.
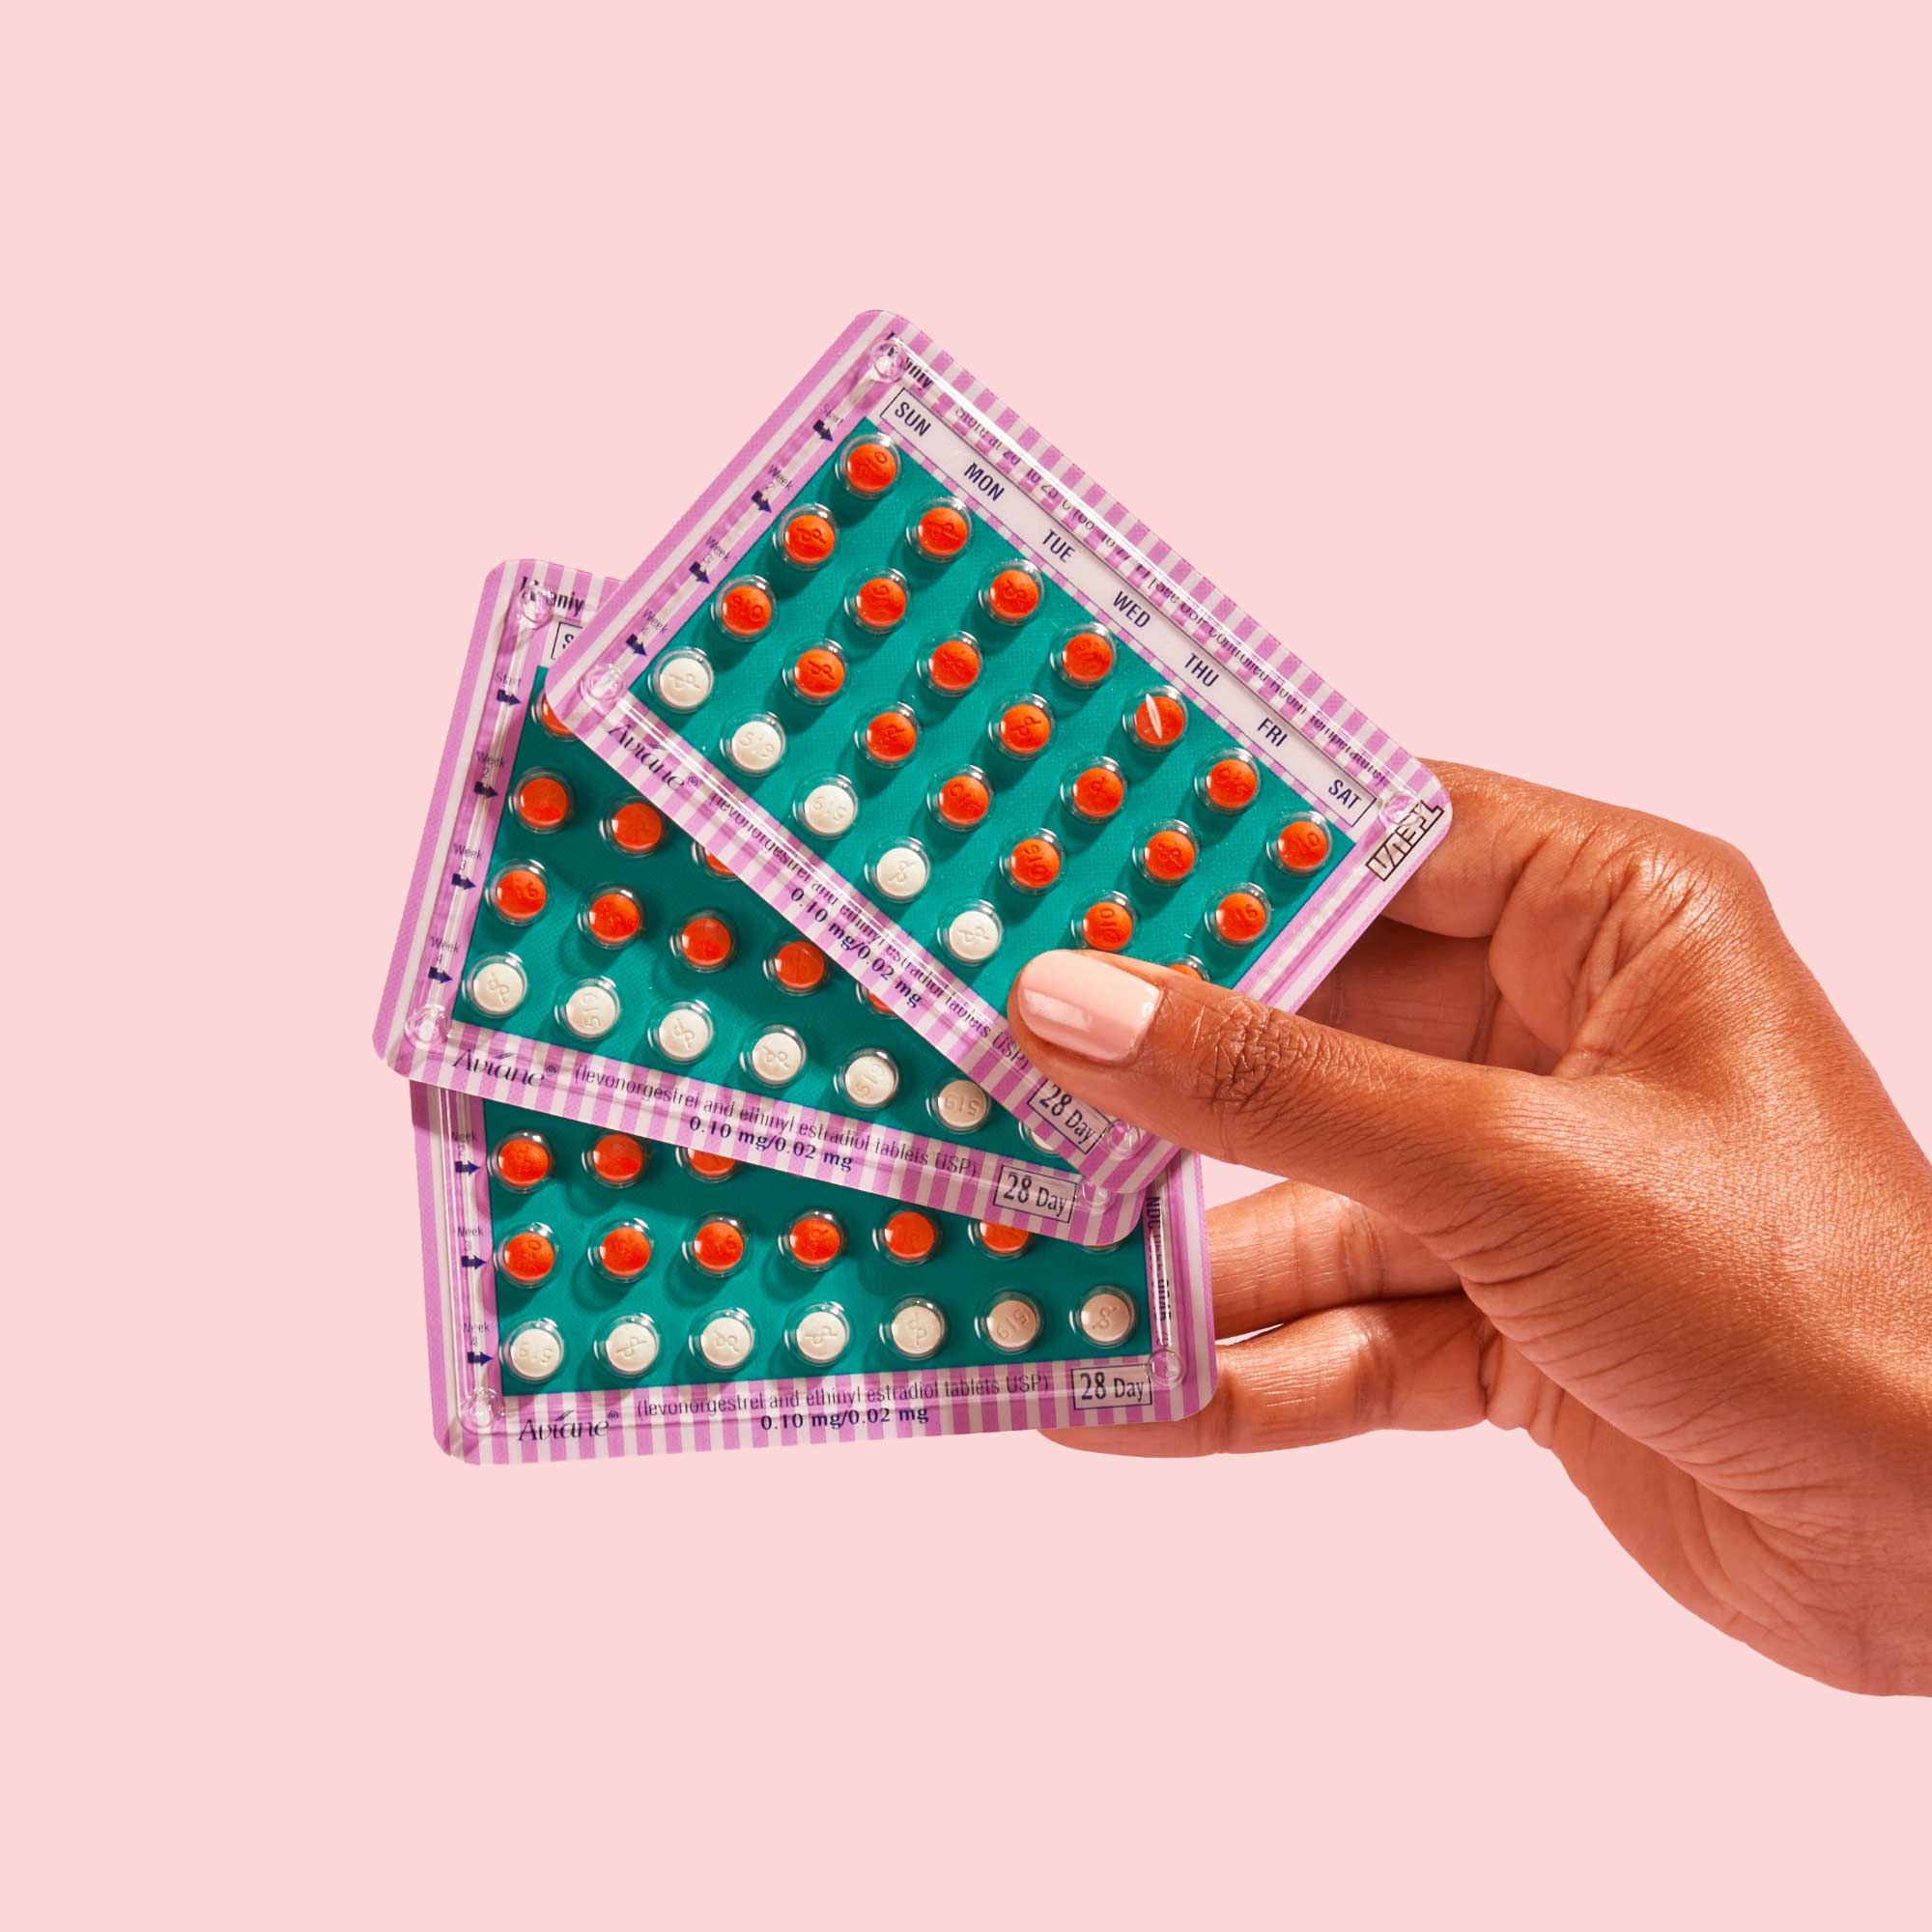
[546,312,1451,1200]
[411,1082,1212,1460]
[377,562,1137,1241]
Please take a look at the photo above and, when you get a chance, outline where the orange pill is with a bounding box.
[975,1221,1034,1258]
[1167,958,1207,980]
[534,691,573,738]
[1082,900,1135,952]
[1060,631,1114,685]
[771,939,827,992]
[882,1210,938,1263]
[1129,691,1187,748]
[997,701,1052,756]
[781,511,837,568]
[586,891,641,945]
[984,566,1041,623]
[854,574,908,630]
[589,1133,646,1185]
[916,503,970,557]
[494,1134,551,1188]
[1205,757,1260,811]
[697,847,735,878]
[1008,836,1062,890]
[598,1224,653,1279]
[492,866,546,922]
[499,1230,554,1285]
[678,914,735,969]
[514,774,570,830]
[1214,890,1270,945]
[843,439,898,496]
[925,637,981,694]
[787,1214,843,1267]
[1142,827,1198,883]
[1275,816,1333,873]
[686,1151,737,1180]
[718,581,774,639]
[692,1218,745,1272]
[792,645,845,699]
[1071,766,1126,819]
[865,709,919,763]
[937,773,991,827]
[609,799,664,854]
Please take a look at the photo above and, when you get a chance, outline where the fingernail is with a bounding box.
[1012,952,1161,1063]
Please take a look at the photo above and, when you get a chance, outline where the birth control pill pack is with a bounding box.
[411,1081,1212,1460]
[547,311,1451,1201]
[377,562,1141,1241]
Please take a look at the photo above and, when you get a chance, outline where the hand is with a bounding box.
[1007,763,1932,1695]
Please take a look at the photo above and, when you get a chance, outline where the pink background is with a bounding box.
[15,3,1927,1924]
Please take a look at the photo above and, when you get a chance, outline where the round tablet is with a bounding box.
[492,1133,552,1189]
[792,1305,851,1365]
[1069,764,1125,820]
[923,636,981,694]
[871,843,929,901]
[841,437,898,497]
[944,905,1003,963]
[935,772,990,828]
[914,501,971,558]
[851,574,908,633]
[1141,826,1198,883]
[503,1322,564,1381]
[1081,900,1135,952]
[863,708,919,764]
[786,1213,843,1269]
[1167,957,1208,980]
[841,1050,898,1108]
[588,1132,646,1185]
[880,1210,938,1264]
[603,1318,660,1377]
[561,980,620,1039]
[533,690,574,737]
[995,700,1053,758]
[1078,1290,1137,1346]
[607,798,665,854]
[983,1294,1041,1354]
[676,914,735,970]
[698,1311,755,1371]
[1203,755,1260,812]
[982,565,1041,624]
[1213,889,1271,946]
[725,716,785,775]
[684,1151,737,1181]
[716,579,774,639]
[497,1229,555,1286]
[695,845,735,878]
[690,1220,746,1274]
[491,865,547,923]
[781,509,838,569]
[1128,690,1187,748]
[800,780,858,838]
[790,645,845,700]
[888,1299,947,1360]
[653,650,714,712]
[770,940,827,993]
[596,1222,653,1281]
[1274,815,1333,873]
[584,889,642,946]
[975,1222,1034,1258]
[1056,631,1115,687]
[749,1027,806,1085]
[512,773,571,832]
[933,1078,990,1132]
[467,956,527,1017]
[1005,835,1062,891]
[654,1002,714,1064]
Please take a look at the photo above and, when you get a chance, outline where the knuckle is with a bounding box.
[1193,1002,1329,1157]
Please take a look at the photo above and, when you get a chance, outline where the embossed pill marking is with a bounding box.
[697,1311,755,1370]
[800,779,859,837]
[605,798,665,854]
[887,1298,947,1360]
[1078,1290,1137,1346]
[984,1294,1041,1354]
[466,956,527,1016]
[933,1078,990,1131]
[602,1317,660,1378]
[653,649,714,712]
[792,1305,851,1365]
[653,1001,713,1064]
[560,980,620,1040]
[503,1321,564,1381]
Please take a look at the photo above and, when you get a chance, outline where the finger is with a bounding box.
[1208,1182,1457,1338]
[1008,950,1572,1227]
[1043,1293,1490,1456]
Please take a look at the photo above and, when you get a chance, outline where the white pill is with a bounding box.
[561,981,621,1039]
[872,844,929,901]
[726,717,785,774]
[504,1324,564,1382]
[699,1313,755,1370]
[801,781,858,837]
[945,906,1003,962]
[469,957,527,1017]
[750,1028,805,1085]
[793,1307,850,1366]
[654,651,714,712]
[656,1003,714,1064]
[984,1295,1040,1353]
[889,1300,947,1360]
[934,1078,990,1131]
[842,1051,898,1108]
[1079,1290,1136,1346]
[603,1319,659,1377]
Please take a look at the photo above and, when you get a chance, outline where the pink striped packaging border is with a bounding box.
[411,1082,1215,1463]
[375,560,1142,1245]
[546,311,1452,1200]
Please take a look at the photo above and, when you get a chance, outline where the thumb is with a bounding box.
[1009,951,1573,1243]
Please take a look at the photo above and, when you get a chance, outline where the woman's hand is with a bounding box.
[1007,763,1932,1695]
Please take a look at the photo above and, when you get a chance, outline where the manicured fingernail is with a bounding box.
[1012,951,1161,1063]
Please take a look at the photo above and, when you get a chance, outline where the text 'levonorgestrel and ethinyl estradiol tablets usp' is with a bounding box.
[410,1081,1213,1461]
[545,311,1453,1202]
[375,560,1143,1242]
